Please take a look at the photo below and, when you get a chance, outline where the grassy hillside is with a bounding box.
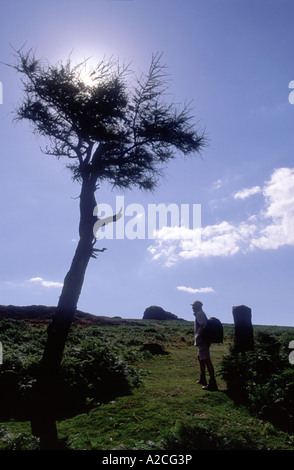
[0,316,293,450]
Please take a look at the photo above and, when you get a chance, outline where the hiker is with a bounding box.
[192,300,218,391]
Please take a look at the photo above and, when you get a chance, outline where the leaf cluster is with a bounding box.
[219,331,294,433]
[0,319,141,420]
[160,420,267,451]
[10,47,205,190]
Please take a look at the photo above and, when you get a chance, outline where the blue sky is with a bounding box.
[0,0,293,326]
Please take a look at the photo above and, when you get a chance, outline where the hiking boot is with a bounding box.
[197,375,207,386]
[202,378,218,391]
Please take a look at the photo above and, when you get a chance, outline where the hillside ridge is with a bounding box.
[0,304,139,327]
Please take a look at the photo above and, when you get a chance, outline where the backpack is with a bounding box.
[203,317,223,344]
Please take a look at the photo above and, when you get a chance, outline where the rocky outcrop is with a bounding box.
[232,305,254,353]
[143,305,181,321]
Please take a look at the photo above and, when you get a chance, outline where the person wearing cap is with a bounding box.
[191,300,218,391]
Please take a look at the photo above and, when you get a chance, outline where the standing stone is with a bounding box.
[232,305,254,353]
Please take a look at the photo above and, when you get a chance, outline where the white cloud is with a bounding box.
[233,185,261,200]
[251,167,294,250]
[177,286,215,294]
[148,220,257,265]
[210,178,224,191]
[28,277,63,288]
[148,167,294,266]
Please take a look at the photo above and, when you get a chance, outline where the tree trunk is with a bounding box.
[31,175,98,449]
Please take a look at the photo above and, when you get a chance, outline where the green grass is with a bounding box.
[0,320,293,450]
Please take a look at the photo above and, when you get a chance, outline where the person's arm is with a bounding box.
[197,311,208,334]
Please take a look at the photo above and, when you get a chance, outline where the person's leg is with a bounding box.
[205,358,215,378]
[197,355,207,385]
[202,359,218,391]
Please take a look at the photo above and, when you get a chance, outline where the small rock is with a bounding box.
[141,342,169,355]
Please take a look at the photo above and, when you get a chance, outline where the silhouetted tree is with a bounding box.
[10,47,205,448]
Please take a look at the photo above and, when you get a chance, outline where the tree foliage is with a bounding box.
[0,319,141,421]
[219,332,294,433]
[12,48,205,191]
